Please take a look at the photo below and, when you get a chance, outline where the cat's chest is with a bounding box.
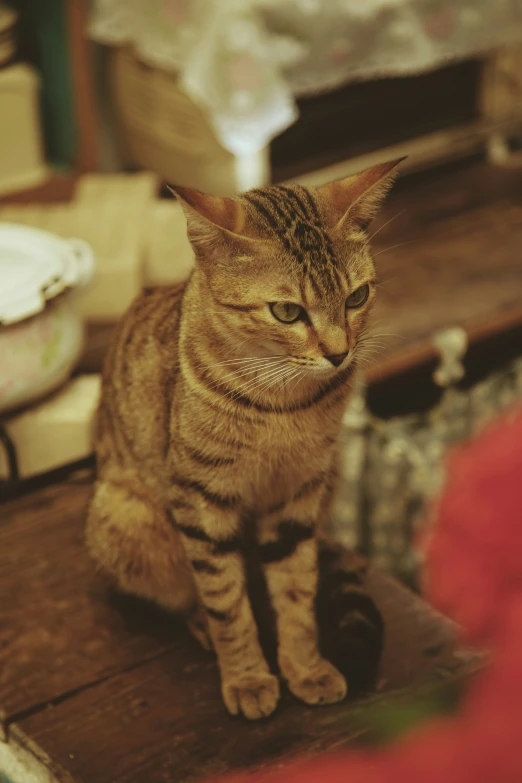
[238,418,336,508]
[248,416,325,461]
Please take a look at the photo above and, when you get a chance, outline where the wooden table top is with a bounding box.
[368,159,522,379]
[0,470,478,783]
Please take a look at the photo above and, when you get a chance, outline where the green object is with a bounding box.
[350,675,466,746]
[6,0,77,168]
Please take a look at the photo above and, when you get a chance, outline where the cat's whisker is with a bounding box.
[244,364,296,396]
[373,239,419,258]
[216,361,287,382]
[208,358,289,385]
[213,353,287,366]
[359,327,398,345]
[255,371,297,399]
[275,366,301,389]
[252,379,288,400]
[206,367,283,399]
[223,363,292,400]
[213,359,276,368]
[281,367,302,389]
[368,209,407,242]
[280,368,303,392]
[240,365,293,396]
[375,275,399,291]
[359,343,390,355]
[212,356,286,368]
[356,346,387,370]
[212,367,277,388]
[366,318,393,329]
[365,326,398,335]
[357,337,387,353]
[358,340,388,355]
[242,362,291,384]
[288,369,307,395]
[359,339,389,350]
[359,351,385,362]
[213,354,277,364]
[361,333,390,341]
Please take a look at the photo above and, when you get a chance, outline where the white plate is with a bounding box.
[0,222,94,325]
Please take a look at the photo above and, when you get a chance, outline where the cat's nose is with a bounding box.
[325,352,349,367]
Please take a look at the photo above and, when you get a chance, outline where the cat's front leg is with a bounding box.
[170,490,279,720]
[258,477,347,706]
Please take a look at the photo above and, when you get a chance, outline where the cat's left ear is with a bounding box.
[318,157,406,232]
[167,185,252,260]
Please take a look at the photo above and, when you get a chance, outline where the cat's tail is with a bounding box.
[316,538,384,695]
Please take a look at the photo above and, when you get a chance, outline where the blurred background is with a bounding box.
[1,6,522,777]
[4,1,522,192]
[1,0,522,580]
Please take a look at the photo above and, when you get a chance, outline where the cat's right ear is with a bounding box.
[168,185,252,262]
[318,157,406,232]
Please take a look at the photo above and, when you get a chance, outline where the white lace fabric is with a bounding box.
[90,0,522,153]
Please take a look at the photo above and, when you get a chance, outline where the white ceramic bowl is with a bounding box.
[0,224,94,415]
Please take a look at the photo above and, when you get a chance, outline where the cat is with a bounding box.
[86,158,403,720]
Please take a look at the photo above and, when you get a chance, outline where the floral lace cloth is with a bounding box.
[90,0,522,154]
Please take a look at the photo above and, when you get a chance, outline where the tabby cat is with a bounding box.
[86,158,403,719]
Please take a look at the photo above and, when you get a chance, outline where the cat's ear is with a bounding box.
[167,185,251,260]
[318,157,406,232]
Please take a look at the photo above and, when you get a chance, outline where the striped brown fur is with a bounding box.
[85,159,402,719]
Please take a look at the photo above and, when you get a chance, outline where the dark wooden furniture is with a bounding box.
[271,60,482,183]
[0,471,479,783]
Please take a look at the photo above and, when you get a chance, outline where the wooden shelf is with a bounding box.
[271,60,481,183]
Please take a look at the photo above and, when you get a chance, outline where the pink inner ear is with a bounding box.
[170,186,245,233]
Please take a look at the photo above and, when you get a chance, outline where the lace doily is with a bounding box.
[90,0,522,154]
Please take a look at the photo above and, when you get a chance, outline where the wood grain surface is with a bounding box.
[0,477,477,783]
[369,159,522,379]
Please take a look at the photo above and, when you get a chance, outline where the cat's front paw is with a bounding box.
[222,672,280,720]
[282,656,347,705]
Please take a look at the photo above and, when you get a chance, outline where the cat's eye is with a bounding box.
[346,284,370,309]
[269,302,303,323]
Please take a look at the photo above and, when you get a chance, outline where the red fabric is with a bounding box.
[211,407,522,783]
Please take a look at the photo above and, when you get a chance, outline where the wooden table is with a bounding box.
[0,470,478,783]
